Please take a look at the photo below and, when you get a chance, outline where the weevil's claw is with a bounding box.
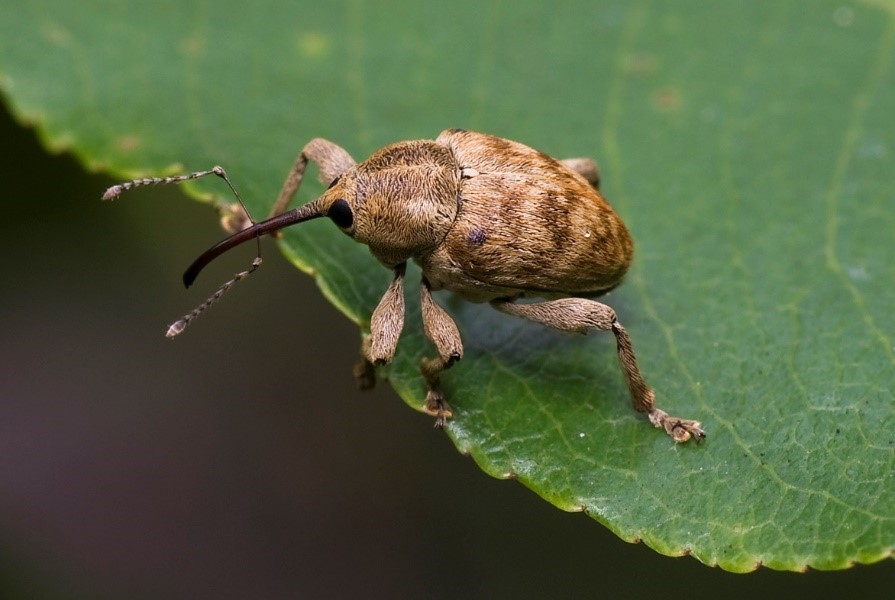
[648,409,705,443]
[423,391,453,428]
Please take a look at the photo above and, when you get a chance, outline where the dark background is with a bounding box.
[1,105,892,598]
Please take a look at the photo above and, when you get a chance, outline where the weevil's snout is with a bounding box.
[182,201,324,287]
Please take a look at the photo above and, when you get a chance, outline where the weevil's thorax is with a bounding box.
[323,140,462,268]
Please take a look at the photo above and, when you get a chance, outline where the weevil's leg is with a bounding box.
[561,158,600,190]
[215,200,254,234]
[419,277,464,427]
[353,263,407,388]
[490,297,705,443]
[171,139,355,234]
[268,138,356,219]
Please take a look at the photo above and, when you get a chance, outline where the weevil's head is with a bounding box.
[183,140,462,287]
[315,140,462,267]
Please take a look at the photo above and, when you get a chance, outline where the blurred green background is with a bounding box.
[1,84,893,600]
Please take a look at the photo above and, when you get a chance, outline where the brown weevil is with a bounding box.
[103,129,705,443]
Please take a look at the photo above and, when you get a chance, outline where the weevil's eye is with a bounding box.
[327,199,354,229]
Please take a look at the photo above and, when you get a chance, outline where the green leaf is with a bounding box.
[2,0,893,572]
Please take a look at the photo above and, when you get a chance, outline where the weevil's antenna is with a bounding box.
[167,202,325,337]
[103,166,230,201]
[103,166,270,337]
[166,257,262,337]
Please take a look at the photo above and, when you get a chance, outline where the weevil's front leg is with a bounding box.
[268,138,357,219]
[561,157,600,190]
[419,278,464,427]
[209,139,355,234]
[354,263,407,389]
[491,297,705,443]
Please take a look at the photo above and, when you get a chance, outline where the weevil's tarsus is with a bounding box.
[423,388,454,429]
[421,357,455,428]
[648,408,705,443]
[166,257,263,338]
[610,321,705,442]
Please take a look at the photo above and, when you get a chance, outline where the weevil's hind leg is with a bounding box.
[353,264,407,389]
[268,138,356,220]
[419,278,464,427]
[561,157,600,190]
[490,297,705,443]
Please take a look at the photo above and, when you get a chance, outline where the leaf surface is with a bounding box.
[2,0,893,571]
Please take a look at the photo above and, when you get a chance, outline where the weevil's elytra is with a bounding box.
[103,129,705,443]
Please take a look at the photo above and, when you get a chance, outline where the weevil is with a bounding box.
[103,129,705,443]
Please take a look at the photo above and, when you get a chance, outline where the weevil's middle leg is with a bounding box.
[419,278,464,427]
[491,297,705,443]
